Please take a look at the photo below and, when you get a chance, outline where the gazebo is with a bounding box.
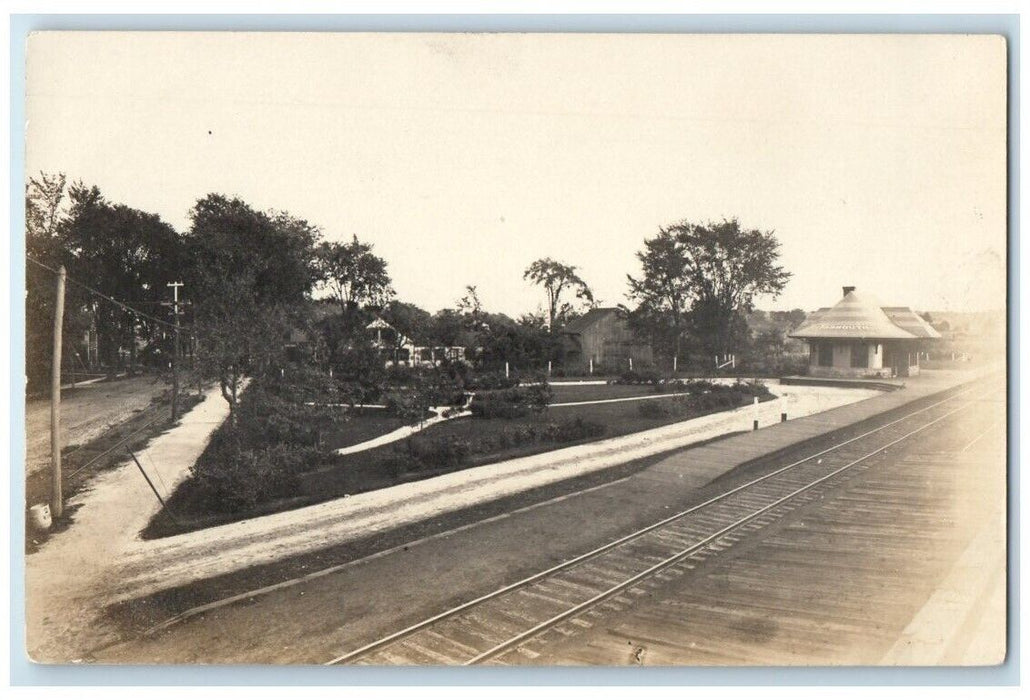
[790,287,940,378]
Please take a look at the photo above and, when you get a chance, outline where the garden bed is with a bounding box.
[326,407,408,449]
[145,373,774,538]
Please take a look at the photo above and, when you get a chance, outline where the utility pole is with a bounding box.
[50,265,66,519]
[164,281,185,421]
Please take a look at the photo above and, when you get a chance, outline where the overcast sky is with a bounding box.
[26,32,1007,317]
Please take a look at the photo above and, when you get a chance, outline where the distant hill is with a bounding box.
[924,309,1006,337]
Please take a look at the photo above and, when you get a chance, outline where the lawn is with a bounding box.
[301,389,774,502]
[549,383,671,403]
[324,407,408,449]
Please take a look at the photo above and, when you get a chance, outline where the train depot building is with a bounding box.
[791,287,940,378]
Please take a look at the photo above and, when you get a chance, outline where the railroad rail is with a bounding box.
[325,384,991,666]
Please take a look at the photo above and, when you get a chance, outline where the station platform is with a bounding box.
[640,366,992,492]
[779,374,906,391]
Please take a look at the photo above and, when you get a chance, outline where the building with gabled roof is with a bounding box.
[562,307,653,371]
[790,286,940,378]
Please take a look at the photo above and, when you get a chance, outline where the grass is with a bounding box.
[549,383,668,403]
[299,391,774,501]
[323,407,408,449]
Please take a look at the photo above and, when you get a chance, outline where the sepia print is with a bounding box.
[22,32,1007,667]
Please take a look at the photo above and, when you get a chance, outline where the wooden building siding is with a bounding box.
[562,308,653,370]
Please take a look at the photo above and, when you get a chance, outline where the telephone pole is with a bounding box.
[50,265,66,519]
[164,282,185,420]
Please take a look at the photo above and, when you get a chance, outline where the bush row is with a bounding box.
[385,416,606,475]
[469,384,553,419]
[637,381,772,419]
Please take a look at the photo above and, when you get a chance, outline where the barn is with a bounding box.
[562,307,653,371]
[790,287,940,378]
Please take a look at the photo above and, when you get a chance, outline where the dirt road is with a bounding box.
[24,374,171,477]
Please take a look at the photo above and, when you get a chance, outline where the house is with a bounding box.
[790,286,940,378]
[561,307,653,371]
[367,316,466,367]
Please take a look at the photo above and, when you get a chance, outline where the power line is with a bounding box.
[26,254,191,332]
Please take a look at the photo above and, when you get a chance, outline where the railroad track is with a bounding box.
[325,383,994,666]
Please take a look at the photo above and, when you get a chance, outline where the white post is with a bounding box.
[629,357,633,371]
[505,361,509,379]
[589,357,594,375]
[673,355,677,373]
[752,395,759,431]
[547,360,552,376]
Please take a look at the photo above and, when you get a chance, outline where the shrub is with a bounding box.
[190,441,307,513]
[548,417,606,442]
[393,435,473,472]
[616,369,661,386]
[653,378,687,394]
[638,400,675,418]
[384,364,418,385]
[470,384,552,419]
[732,380,771,398]
[686,380,714,396]
[466,371,520,390]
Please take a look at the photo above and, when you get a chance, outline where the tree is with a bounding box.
[679,219,791,358]
[628,218,791,366]
[455,285,483,328]
[185,194,320,307]
[429,308,468,348]
[25,172,71,389]
[770,308,807,330]
[60,182,183,376]
[193,277,290,428]
[523,258,594,329]
[315,235,393,316]
[184,194,321,418]
[380,300,433,355]
[26,171,67,241]
[626,228,695,365]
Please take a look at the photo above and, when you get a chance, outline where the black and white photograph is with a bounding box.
[20,29,1008,669]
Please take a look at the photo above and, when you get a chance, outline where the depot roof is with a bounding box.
[790,290,932,340]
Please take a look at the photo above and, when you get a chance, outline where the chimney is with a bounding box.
[842,286,856,297]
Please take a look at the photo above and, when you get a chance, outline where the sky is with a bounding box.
[25,32,1008,317]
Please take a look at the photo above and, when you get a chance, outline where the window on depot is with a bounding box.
[850,343,869,368]
[818,342,833,367]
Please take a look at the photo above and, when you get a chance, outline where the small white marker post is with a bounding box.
[629,357,633,371]
[753,395,759,431]
[547,360,552,376]
[589,357,594,375]
[505,361,509,379]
